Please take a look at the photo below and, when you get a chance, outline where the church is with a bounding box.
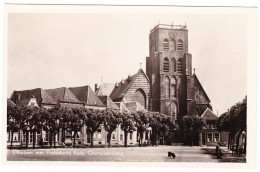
[102,24,212,121]
[8,24,219,147]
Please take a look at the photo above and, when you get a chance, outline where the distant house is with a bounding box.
[199,108,228,146]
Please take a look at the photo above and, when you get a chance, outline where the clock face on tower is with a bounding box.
[169,30,178,39]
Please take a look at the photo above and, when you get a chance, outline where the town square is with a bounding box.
[5,5,253,165]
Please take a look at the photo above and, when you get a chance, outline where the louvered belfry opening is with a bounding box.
[163,38,169,50]
[163,57,169,72]
[178,58,182,72]
[177,39,183,51]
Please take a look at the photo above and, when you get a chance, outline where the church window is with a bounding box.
[163,39,169,50]
[171,57,177,72]
[178,58,182,72]
[163,57,169,72]
[177,39,184,51]
[164,77,170,99]
[171,84,176,98]
[172,39,176,51]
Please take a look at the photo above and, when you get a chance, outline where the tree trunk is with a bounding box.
[40,129,43,148]
[124,131,128,147]
[33,131,36,149]
[236,129,243,156]
[49,132,53,148]
[73,132,76,148]
[140,132,143,147]
[107,132,111,148]
[54,133,56,148]
[10,130,13,150]
[243,133,247,154]
[90,132,94,148]
[26,131,29,149]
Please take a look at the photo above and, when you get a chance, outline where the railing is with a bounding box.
[150,24,187,33]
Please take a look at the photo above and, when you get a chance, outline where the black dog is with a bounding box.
[168,151,176,159]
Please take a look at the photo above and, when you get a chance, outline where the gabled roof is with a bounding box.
[193,74,210,102]
[10,88,56,106]
[98,95,119,110]
[201,108,218,120]
[7,99,16,107]
[110,69,150,101]
[68,85,104,106]
[45,87,80,103]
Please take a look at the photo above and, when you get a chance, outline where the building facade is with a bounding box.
[146,24,211,121]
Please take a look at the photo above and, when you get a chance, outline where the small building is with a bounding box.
[199,108,228,146]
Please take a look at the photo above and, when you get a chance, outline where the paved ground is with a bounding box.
[7,146,221,162]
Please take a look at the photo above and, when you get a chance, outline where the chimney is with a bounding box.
[95,84,98,92]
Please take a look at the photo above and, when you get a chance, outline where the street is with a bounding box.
[7,146,219,162]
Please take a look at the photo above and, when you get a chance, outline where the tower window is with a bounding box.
[171,57,177,72]
[163,57,169,72]
[177,39,184,51]
[164,76,170,99]
[163,39,169,50]
[178,58,182,72]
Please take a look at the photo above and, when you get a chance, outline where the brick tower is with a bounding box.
[146,24,193,120]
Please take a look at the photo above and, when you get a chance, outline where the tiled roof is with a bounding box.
[69,85,104,106]
[7,99,16,107]
[201,108,218,120]
[10,88,56,106]
[98,96,119,110]
[193,74,210,102]
[45,87,80,103]
[114,101,147,112]
[110,69,149,101]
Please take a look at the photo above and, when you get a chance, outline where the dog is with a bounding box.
[168,151,176,159]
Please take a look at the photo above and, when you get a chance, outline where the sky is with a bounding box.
[7,6,248,115]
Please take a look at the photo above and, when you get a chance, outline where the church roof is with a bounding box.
[201,108,218,120]
[110,69,149,101]
[68,85,105,106]
[193,74,210,102]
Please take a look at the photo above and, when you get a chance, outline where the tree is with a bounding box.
[133,111,150,146]
[120,111,135,147]
[85,109,103,148]
[103,109,122,148]
[20,106,34,149]
[7,104,20,150]
[217,96,247,154]
[178,116,205,146]
[69,108,86,148]
[149,112,162,146]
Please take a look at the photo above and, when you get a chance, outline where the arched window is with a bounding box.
[177,39,184,51]
[134,88,146,109]
[170,103,177,119]
[163,57,169,72]
[163,39,169,50]
[178,58,182,72]
[171,77,177,98]
[171,57,176,72]
[164,76,170,99]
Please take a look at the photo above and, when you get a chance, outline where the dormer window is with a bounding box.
[163,39,169,50]
[177,39,183,51]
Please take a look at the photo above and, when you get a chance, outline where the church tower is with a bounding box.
[146,24,193,120]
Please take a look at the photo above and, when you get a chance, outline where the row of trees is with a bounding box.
[217,96,247,154]
[7,104,176,149]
